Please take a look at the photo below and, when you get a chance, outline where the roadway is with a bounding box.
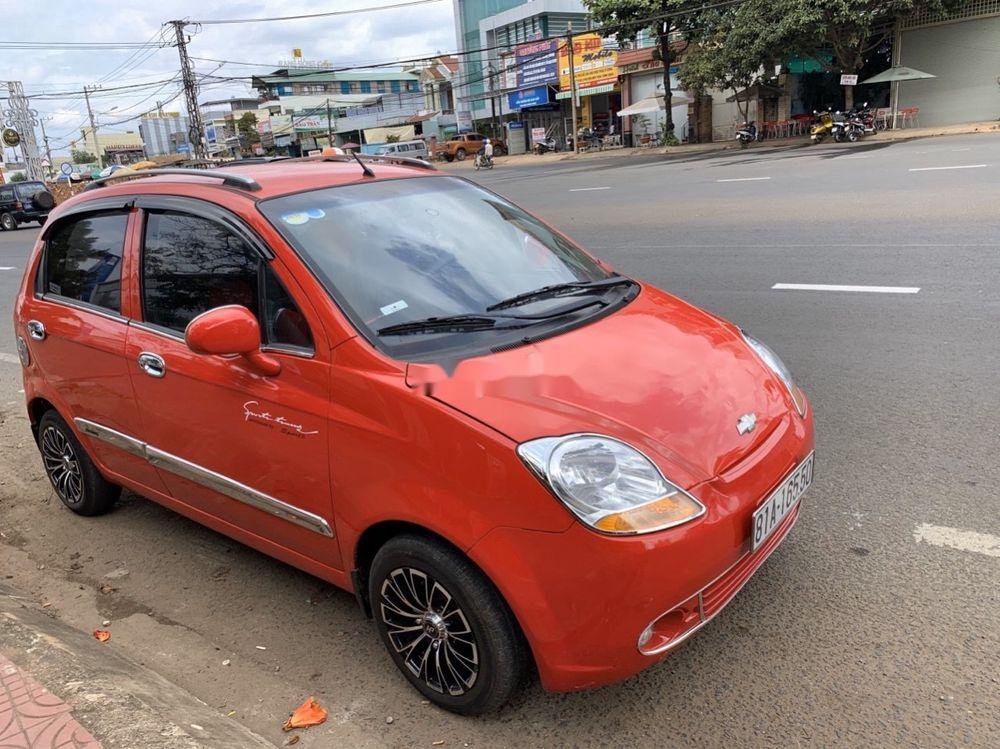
[0,132,997,747]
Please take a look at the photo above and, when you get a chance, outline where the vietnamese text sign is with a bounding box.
[515,39,559,88]
[840,74,858,86]
[507,86,550,110]
[559,34,619,92]
[530,127,547,145]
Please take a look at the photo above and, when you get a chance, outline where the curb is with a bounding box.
[0,588,275,748]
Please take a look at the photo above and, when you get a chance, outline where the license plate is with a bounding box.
[750,452,814,551]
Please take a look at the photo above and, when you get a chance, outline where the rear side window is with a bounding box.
[0,186,14,202]
[16,182,46,199]
[44,213,127,313]
[141,210,314,350]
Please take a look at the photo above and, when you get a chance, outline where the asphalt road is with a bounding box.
[1,133,998,748]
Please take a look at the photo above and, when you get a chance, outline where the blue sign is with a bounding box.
[176,143,191,154]
[507,86,551,111]
[515,39,559,88]
[205,123,217,143]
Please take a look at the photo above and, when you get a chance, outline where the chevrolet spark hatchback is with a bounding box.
[14,158,814,715]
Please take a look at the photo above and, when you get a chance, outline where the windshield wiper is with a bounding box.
[377,314,527,337]
[486,275,633,312]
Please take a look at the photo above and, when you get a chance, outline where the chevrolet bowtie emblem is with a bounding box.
[736,412,757,435]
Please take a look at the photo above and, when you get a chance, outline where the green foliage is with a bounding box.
[236,112,261,147]
[10,172,28,182]
[71,149,96,164]
[385,133,401,143]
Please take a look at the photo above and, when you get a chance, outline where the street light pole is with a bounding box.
[83,85,100,165]
[326,98,334,146]
[566,26,579,155]
[38,117,52,177]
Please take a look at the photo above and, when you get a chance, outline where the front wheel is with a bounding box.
[0,213,16,231]
[848,130,860,142]
[38,411,120,516]
[474,158,481,171]
[455,148,467,161]
[369,534,528,715]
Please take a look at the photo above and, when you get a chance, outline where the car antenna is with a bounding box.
[351,151,375,178]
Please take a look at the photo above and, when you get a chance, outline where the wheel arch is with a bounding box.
[27,396,58,442]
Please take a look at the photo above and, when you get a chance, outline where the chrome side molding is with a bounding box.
[73,417,334,538]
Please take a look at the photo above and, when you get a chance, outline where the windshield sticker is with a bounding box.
[281,212,310,226]
[380,300,409,316]
[305,208,326,219]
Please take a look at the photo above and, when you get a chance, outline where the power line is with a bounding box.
[192,0,446,25]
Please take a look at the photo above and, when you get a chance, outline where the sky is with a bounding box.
[2,0,457,155]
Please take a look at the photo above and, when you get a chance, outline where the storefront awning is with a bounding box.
[617,92,693,117]
[555,83,616,100]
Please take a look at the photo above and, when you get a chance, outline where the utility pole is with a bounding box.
[326,98,334,146]
[38,117,52,177]
[4,81,44,180]
[169,20,208,159]
[83,85,100,165]
[566,26,579,155]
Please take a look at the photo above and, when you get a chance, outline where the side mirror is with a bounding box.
[185,305,281,377]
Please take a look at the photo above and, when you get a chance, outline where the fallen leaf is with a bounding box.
[99,584,116,595]
[93,629,111,642]
[286,737,300,746]
[282,697,327,731]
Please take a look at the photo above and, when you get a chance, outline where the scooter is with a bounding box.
[810,110,834,143]
[735,121,758,149]
[533,136,558,155]
[474,152,494,170]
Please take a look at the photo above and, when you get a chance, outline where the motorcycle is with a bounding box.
[810,110,834,144]
[735,121,759,149]
[474,152,494,170]
[533,136,558,155]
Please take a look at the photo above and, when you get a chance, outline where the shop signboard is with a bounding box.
[839,74,858,86]
[514,39,559,88]
[507,86,551,110]
[456,109,473,133]
[558,33,619,92]
[500,52,518,90]
[530,127,547,145]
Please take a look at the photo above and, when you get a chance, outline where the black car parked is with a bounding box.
[0,181,56,230]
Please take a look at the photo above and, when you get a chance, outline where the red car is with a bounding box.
[13,157,814,715]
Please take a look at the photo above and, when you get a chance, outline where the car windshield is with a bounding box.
[259,176,616,358]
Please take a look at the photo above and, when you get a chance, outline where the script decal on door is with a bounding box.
[242,400,319,438]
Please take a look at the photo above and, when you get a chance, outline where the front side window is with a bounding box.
[141,210,313,350]
[259,177,619,360]
[44,213,127,313]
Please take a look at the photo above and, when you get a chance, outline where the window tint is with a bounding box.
[142,211,260,332]
[44,213,127,313]
[16,182,46,199]
[0,186,14,202]
[142,211,313,350]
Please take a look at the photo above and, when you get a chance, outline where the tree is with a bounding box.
[796,0,958,109]
[679,1,816,123]
[585,1,691,144]
[236,112,261,152]
[71,149,96,164]
[10,172,28,182]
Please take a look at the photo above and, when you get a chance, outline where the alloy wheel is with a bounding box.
[379,567,479,696]
[1,214,15,231]
[40,425,84,506]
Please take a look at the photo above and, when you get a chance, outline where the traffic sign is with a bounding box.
[60,162,73,176]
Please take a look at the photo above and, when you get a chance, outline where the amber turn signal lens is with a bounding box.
[594,493,705,534]
[791,385,807,417]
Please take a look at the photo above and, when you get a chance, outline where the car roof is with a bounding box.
[77,157,439,203]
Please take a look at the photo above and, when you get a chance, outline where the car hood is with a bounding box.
[409,285,794,487]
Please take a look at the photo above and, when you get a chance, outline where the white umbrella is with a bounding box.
[860,66,936,128]
[617,91,693,117]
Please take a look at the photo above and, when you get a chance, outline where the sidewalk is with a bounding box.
[0,586,274,748]
[437,119,1000,171]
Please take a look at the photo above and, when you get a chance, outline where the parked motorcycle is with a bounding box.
[810,110,834,144]
[534,137,558,155]
[735,121,759,149]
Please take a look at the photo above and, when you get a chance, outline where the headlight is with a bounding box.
[741,331,806,416]
[517,434,706,535]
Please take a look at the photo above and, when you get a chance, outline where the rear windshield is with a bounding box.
[16,182,46,197]
[259,176,614,360]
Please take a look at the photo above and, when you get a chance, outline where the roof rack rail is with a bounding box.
[84,168,262,192]
[320,153,437,171]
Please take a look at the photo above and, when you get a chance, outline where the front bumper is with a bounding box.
[468,407,813,692]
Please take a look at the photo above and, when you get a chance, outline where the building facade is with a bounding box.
[452,0,526,122]
[69,128,144,166]
[138,113,191,157]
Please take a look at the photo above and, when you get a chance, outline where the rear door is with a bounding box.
[20,205,167,491]
[123,199,341,568]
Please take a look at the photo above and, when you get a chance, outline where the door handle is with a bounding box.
[26,320,46,341]
[137,352,166,378]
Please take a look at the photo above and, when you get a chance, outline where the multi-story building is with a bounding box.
[251,68,422,99]
[138,112,191,157]
[199,98,261,157]
[69,128,144,166]
[452,0,525,124]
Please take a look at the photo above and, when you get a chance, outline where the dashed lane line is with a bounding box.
[568,186,611,192]
[909,164,987,172]
[772,283,920,294]
[914,523,1000,558]
[716,176,771,182]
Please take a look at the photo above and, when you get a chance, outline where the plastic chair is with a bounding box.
[874,108,892,130]
[900,107,920,128]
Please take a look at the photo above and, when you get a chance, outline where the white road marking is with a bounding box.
[0,353,20,365]
[568,186,610,192]
[772,283,920,294]
[950,147,972,152]
[914,523,1000,558]
[839,155,870,159]
[717,176,771,182]
[0,266,16,271]
[909,164,987,172]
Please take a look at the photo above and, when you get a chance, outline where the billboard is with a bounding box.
[514,39,559,88]
[558,33,619,92]
[507,86,551,110]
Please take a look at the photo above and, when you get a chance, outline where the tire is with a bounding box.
[37,216,47,226]
[474,159,481,171]
[848,130,860,142]
[38,410,120,516]
[31,191,56,210]
[444,154,454,163]
[455,148,467,161]
[0,213,16,231]
[369,534,528,715]
[494,145,507,156]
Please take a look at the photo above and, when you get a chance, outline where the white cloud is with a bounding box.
[5,0,456,153]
